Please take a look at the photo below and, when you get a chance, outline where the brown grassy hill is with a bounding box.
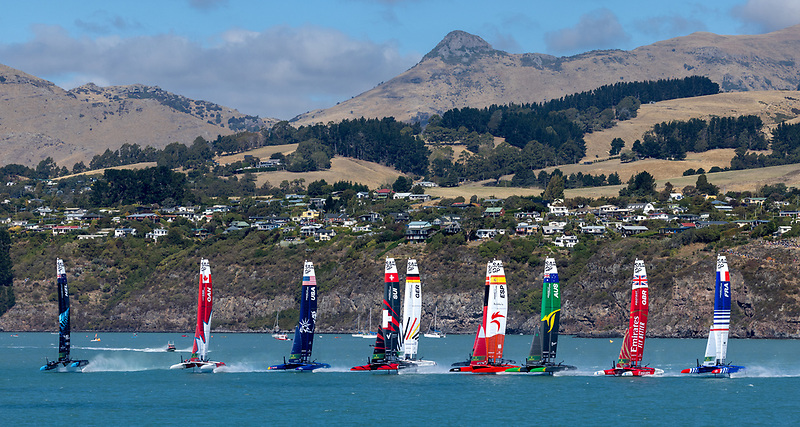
[583,90,800,160]
[0,64,278,168]
[293,25,800,126]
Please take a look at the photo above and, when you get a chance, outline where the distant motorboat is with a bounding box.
[166,341,176,352]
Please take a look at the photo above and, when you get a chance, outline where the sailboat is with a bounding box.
[507,257,576,374]
[450,259,519,373]
[272,311,291,341]
[681,255,745,377]
[423,305,445,338]
[268,261,330,371]
[40,259,89,371]
[351,258,403,372]
[398,259,436,369]
[351,309,377,338]
[170,259,226,372]
[360,309,377,339]
[596,259,663,377]
[90,333,101,342]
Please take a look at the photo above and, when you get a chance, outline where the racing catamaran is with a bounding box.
[40,259,89,372]
[351,258,403,372]
[450,260,519,373]
[268,261,330,371]
[170,259,226,372]
[507,257,576,374]
[398,259,436,369]
[596,259,663,377]
[681,255,744,377]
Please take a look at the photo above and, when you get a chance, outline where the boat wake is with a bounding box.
[725,365,800,378]
[214,362,268,373]
[81,354,158,372]
[76,346,192,353]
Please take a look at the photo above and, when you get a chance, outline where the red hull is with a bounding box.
[350,362,400,372]
[600,366,659,376]
[449,363,519,374]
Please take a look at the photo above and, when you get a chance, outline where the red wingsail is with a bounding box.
[617,259,648,367]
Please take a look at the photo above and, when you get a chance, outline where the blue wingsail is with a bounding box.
[289,261,317,364]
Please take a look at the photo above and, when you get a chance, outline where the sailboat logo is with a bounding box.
[490,311,505,329]
[299,318,312,333]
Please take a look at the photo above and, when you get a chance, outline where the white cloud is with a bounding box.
[731,0,800,33]
[544,8,630,55]
[0,24,419,119]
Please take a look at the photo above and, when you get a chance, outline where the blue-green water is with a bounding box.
[3,332,798,426]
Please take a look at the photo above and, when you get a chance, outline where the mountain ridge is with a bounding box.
[0,63,279,168]
[292,25,800,126]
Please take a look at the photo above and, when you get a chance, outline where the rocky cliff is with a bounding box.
[1,233,799,338]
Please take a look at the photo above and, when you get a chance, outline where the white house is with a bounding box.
[114,228,137,238]
[554,235,579,248]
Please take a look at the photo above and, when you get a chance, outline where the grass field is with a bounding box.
[250,157,405,189]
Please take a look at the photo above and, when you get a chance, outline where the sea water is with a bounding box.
[2,332,798,425]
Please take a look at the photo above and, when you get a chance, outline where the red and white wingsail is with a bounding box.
[485,260,508,363]
[617,259,649,367]
[192,258,213,361]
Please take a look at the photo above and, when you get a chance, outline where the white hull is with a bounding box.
[399,359,437,372]
[423,332,444,338]
[170,360,225,372]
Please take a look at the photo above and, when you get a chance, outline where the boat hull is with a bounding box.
[595,366,664,376]
[268,362,331,372]
[350,362,402,373]
[681,365,744,377]
[170,359,226,372]
[449,363,520,374]
[505,363,577,374]
[40,359,89,372]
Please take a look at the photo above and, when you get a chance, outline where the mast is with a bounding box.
[485,260,508,364]
[618,259,649,367]
[470,261,492,365]
[373,258,400,362]
[56,259,70,362]
[290,261,318,364]
[528,257,560,366]
[705,255,731,366]
[192,259,213,361]
[402,259,422,360]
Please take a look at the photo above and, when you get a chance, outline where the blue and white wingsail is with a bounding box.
[705,256,731,366]
[682,255,743,376]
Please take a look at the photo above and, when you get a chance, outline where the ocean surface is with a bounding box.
[3,332,798,426]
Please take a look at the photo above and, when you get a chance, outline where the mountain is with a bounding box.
[0,64,279,168]
[292,26,800,125]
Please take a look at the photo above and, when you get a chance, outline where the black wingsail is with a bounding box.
[57,258,70,362]
[42,259,88,371]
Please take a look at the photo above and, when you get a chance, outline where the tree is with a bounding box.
[541,174,564,200]
[609,138,625,155]
[392,176,412,192]
[620,171,656,199]
[0,228,13,316]
[695,174,718,195]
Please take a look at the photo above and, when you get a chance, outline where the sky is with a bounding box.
[0,0,798,120]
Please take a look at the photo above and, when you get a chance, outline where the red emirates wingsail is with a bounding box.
[597,259,662,376]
